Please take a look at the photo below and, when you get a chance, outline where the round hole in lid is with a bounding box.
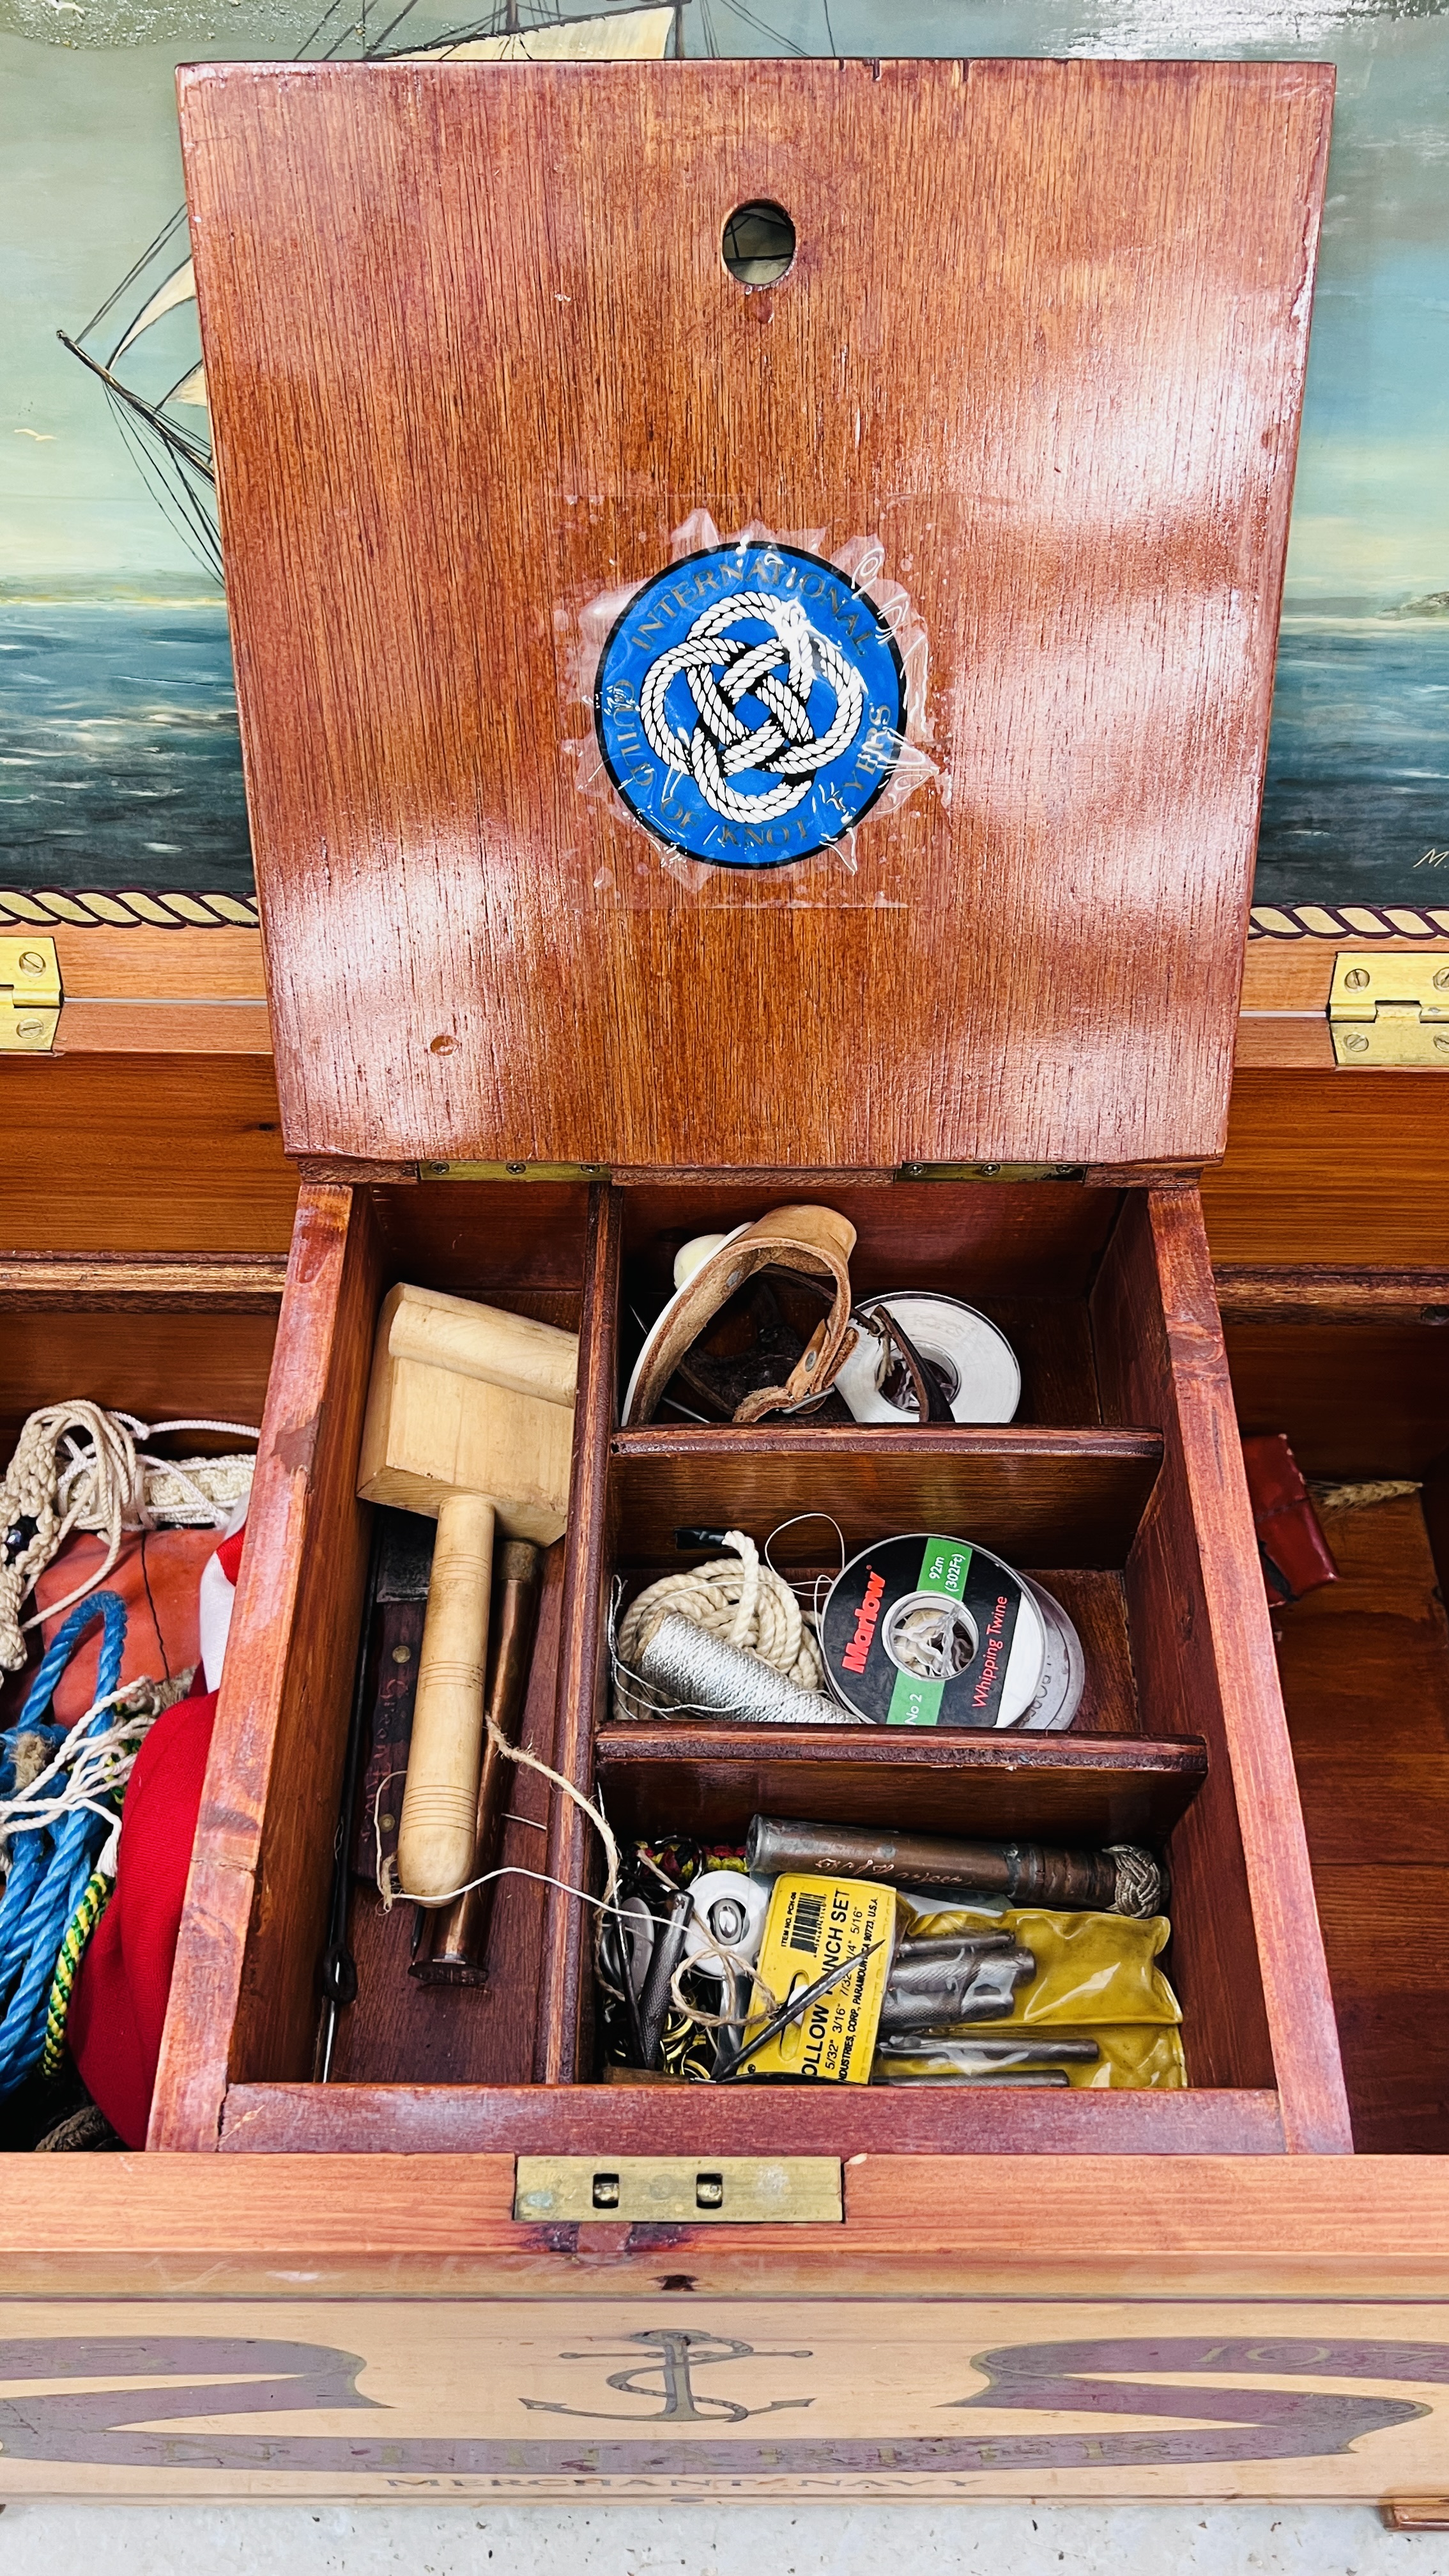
[721,201,796,287]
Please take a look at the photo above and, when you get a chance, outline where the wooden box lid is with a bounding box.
[179,56,1331,1178]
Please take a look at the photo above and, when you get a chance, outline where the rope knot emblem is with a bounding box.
[595,540,906,866]
[640,590,864,825]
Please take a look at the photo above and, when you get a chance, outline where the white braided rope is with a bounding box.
[0,1673,178,1882]
[0,1403,259,1673]
[613,1528,825,1722]
[638,592,865,824]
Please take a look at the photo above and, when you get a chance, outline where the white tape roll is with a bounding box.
[834,1292,1020,1426]
[684,1869,769,1971]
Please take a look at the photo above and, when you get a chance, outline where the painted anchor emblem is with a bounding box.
[521,2327,815,2424]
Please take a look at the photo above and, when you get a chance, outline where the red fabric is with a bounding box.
[215,1527,246,1586]
[68,1687,218,2150]
[35,1530,217,1725]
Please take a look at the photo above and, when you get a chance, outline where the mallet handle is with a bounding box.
[397,1491,496,1906]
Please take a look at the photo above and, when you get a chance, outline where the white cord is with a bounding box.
[0,1675,167,1876]
[371,1735,620,1918]
[612,1528,825,1722]
[0,1402,261,1669]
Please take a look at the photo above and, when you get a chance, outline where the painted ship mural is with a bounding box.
[56,4,678,583]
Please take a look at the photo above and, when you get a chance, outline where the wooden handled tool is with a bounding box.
[356,1284,577,1907]
[411,1537,542,1984]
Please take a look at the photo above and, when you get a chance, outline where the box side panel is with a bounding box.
[151,1183,381,2147]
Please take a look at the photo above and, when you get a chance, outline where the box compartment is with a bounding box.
[152,1176,1348,2160]
[0,1255,282,1459]
[1222,1269,1449,2156]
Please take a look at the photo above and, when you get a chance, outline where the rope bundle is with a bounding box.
[613,1528,825,1722]
[0,1590,169,2097]
[0,1402,257,1673]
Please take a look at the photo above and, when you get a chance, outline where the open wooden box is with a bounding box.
[144,47,1356,2164]
[152,1169,1346,2157]
[17,43,1449,2513]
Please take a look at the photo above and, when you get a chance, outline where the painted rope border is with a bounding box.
[0,887,258,929]
[4,890,1448,942]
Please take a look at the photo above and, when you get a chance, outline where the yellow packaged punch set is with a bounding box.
[745,1874,896,2083]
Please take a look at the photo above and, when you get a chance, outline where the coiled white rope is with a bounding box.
[0,1402,259,1672]
[612,1527,825,1722]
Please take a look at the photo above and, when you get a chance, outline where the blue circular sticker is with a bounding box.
[594,542,906,868]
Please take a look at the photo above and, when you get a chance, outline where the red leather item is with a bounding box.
[34,1529,218,1725]
[68,1687,217,2150]
[1241,1433,1338,1607]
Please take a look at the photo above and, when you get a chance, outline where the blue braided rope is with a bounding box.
[0,1590,128,2096]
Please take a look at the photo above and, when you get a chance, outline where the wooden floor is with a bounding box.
[1273,1494,1449,2156]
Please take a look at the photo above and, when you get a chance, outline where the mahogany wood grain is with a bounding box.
[1035,1568,1139,1738]
[151,1184,380,2147]
[0,1307,279,1453]
[43,919,1449,1014]
[180,57,1329,1174]
[536,1184,623,2083]
[1233,1015,1332,1071]
[217,2080,1284,2158]
[56,1000,272,1054]
[366,1180,592,1295]
[0,1055,297,1253]
[1271,1493,1449,2155]
[1241,936,1449,1015]
[1215,1266,1449,1324]
[594,1724,1206,1846]
[20,2153,1449,2303]
[610,1427,1162,1567]
[621,1182,1120,1300]
[1225,1319,1449,1481]
[1203,1072,1449,1269]
[1093,1190,1353,2152]
[44,923,268,1002]
[0,1253,288,1309]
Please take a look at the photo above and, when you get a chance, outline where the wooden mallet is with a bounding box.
[356,1282,578,1907]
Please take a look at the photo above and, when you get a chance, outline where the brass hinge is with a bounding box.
[899,1161,1087,1183]
[513,2155,843,2225]
[417,1160,611,1182]
[0,936,61,1053]
[1329,953,1449,1068]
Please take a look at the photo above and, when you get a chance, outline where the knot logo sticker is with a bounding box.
[593,540,910,868]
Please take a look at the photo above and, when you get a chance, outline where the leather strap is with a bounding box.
[624,1204,858,1426]
[859,1301,956,1424]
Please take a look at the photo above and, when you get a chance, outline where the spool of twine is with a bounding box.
[638,1613,857,1729]
[613,1528,825,1722]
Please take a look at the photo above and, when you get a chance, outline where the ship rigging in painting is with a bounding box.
[56,3,678,579]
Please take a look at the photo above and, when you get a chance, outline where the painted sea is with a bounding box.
[0,601,250,893]
[2,600,1446,905]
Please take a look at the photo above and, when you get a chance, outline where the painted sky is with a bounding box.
[4,0,1448,608]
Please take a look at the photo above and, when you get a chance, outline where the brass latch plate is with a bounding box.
[513,2155,843,2225]
[1329,953,1449,1068]
[0,936,61,1054]
[898,1161,1087,1183]
[418,1161,610,1182]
